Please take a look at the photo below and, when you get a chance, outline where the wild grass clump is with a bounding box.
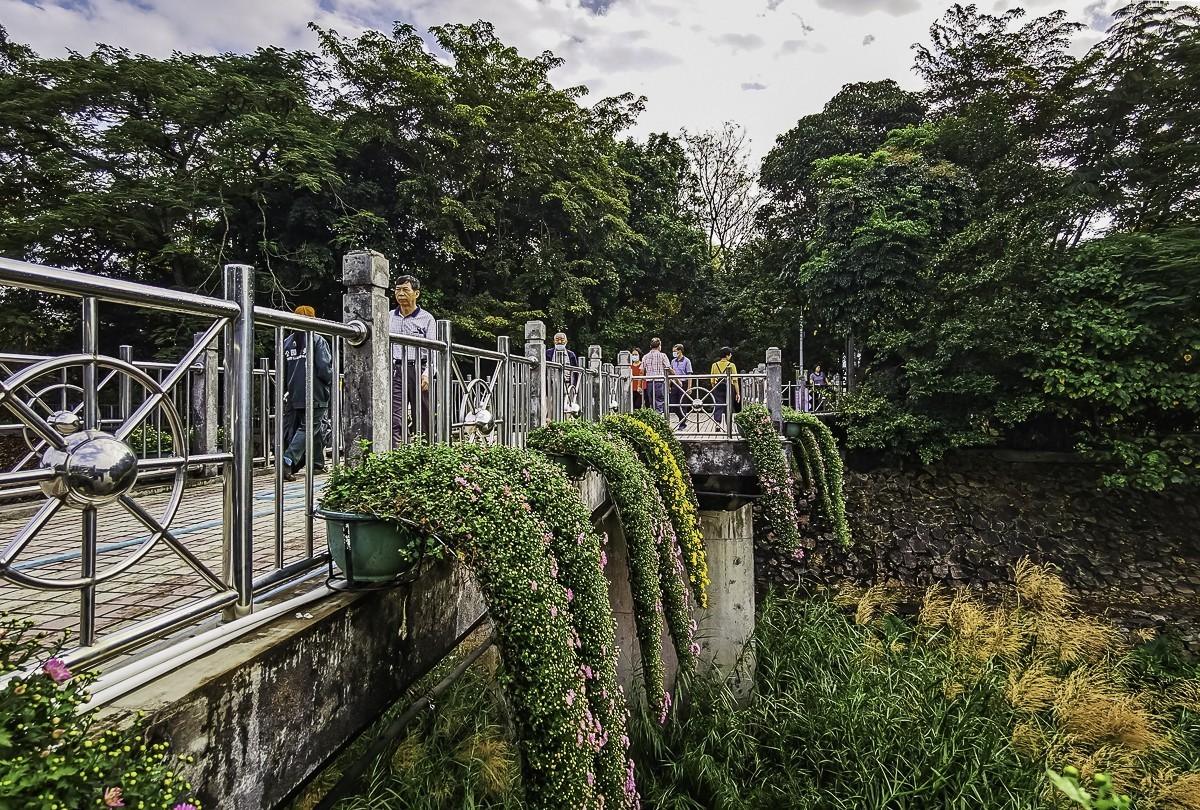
[291,648,520,810]
[631,560,1200,809]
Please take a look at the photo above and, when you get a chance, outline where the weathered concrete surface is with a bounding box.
[105,556,485,810]
[693,506,755,700]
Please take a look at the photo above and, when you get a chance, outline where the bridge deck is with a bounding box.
[0,472,326,643]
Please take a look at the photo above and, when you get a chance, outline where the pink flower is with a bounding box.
[530,580,538,591]
[566,588,574,602]
[174,805,199,810]
[42,658,70,683]
[103,787,125,807]
[550,605,558,618]
[600,550,607,568]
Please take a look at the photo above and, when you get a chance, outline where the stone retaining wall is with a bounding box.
[754,449,1200,654]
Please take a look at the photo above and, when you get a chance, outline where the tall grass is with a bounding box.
[631,594,1043,809]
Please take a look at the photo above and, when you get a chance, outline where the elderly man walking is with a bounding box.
[390,275,436,444]
[640,337,672,415]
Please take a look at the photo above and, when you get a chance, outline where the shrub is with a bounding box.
[782,408,852,547]
[0,617,199,810]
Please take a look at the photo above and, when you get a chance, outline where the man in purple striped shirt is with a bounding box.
[640,337,671,415]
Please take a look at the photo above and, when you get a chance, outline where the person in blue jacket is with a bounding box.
[281,305,333,480]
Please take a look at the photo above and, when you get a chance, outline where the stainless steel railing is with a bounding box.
[0,254,789,669]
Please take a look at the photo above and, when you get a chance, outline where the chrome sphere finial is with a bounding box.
[48,410,81,435]
[473,408,495,435]
[40,430,140,508]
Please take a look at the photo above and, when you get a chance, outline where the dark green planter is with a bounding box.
[542,452,588,478]
[783,421,806,440]
[317,509,422,584]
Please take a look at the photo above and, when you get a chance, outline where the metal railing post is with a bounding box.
[341,250,392,453]
[118,345,133,423]
[223,264,255,618]
[496,335,511,445]
[435,319,452,443]
[191,331,219,476]
[525,320,546,429]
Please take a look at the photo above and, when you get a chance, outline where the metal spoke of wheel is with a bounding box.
[119,495,224,592]
[0,380,67,450]
[0,497,65,568]
[114,319,224,441]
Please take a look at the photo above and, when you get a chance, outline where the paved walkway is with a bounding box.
[0,471,327,642]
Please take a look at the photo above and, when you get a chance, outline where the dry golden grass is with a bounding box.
[1015,558,1072,618]
[1011,720,1047,761]
[1054,671,1163,753]
[1142,770,1200,810]
[1076,745,1142,794]
[854,584,897,626]
[455,731,515,797]
[918,585,953,628]
[391,731,424,773]
[1006,664,1060,714]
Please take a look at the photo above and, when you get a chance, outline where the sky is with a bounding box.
[1,0,1124,161]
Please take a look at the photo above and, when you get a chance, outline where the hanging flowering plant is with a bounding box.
[459,444,637,808]
[0,618,200,810]
[782,408,852,547]
[629,409,700,513]
[734,403,803,555]
[603,413,709,607]
[529,421,699,720]
[348,442,601,809]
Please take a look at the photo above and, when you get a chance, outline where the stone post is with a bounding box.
[616,350,631,413]
[525,320,546,429]
[341,250,392,452]
[587,344,602,419]
[190,332,219,475]
[765,346,782,427]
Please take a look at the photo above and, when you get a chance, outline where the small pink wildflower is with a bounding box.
[103,787,125,807]
[530,580,538,591]
[42,658,70,683]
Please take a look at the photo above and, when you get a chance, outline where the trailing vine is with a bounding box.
[782,409,852,547]
[629,409,700,513]
[529,421,699,718]
[461,444,636,808]
[734,403,803,555]
[324,443,601,809]
[603,414,709,607]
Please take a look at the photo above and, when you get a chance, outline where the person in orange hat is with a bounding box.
[281,305,333,480]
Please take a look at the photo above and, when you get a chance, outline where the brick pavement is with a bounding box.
[0,470,328,642]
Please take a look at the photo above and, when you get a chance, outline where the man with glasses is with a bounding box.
[390,275,436,444]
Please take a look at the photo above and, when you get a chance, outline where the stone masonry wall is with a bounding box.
[754,449,1200,654]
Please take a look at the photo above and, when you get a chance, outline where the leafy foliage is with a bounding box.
[732,404,801,555]
[0,617,199,810]
[781,409,851,547]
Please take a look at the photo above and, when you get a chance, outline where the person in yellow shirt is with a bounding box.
[710,346,740,427]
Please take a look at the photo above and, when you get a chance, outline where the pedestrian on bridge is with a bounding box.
[390,275,435,444]
[630,348,646,409]
[281,305,333,481]
[669,343,693,429]
[640,337,671,415]
[711,347,740,428]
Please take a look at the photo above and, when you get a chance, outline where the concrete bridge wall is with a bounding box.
[106,467,756,809]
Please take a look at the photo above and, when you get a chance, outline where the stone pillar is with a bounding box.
[341,250,392,452]
[587,345,602,419]
[693,504,756,701]
[525,320,547,429]
[616,350,631,413]
[765,346,782,427]
[190,332,219,475]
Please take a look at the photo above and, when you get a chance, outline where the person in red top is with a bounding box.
[630,347,647,409]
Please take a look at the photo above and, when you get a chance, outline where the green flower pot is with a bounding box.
[783,421,805,440]
[317,509,422,583]
[542,452,588,478]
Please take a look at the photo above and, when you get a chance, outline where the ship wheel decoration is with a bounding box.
[459,378,498,446]
[0,353,204,591]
